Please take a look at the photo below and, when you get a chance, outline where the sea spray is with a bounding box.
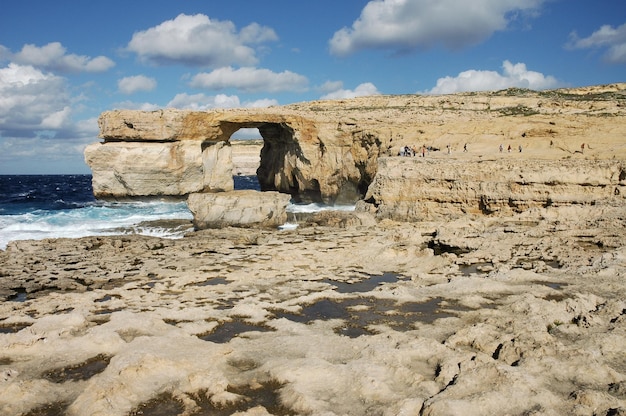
[0,175,356,248]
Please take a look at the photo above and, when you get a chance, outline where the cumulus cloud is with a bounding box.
[0,63,101,172]
[189,66,308,93]
[320,82,381,99]
[329,0,545,56]
[424,60,559,95]
[244,98,279,108]
[118,75,157,94]
[127,14,278,67]
[167,92,242,110]
[567,22,626,63]
[111,101,161,111]
[10,42,114,73]
[0,63,72,135]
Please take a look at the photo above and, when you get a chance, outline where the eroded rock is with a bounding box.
[85,84,626,206]
[187,190,291,229]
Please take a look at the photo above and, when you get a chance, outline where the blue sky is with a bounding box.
[0,0,624,174]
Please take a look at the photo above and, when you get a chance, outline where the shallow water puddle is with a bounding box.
[8,288,28,302]
[427,241,471,256]
[194,380,290,416]
[458,263,493,276]
[23,401,69,416]
[130,380,290,416]
[43,354,111,383]
[533,280,569,290]
[534,280,570,301]
[129,393,184,416]
[273,297,464,337]
[322,272,402,293]
[199,319,274,343]
[0,322,32,333]
[194,276,229,286]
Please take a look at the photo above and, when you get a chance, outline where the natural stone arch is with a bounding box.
[218,120,323,202]
[86,109,383,203]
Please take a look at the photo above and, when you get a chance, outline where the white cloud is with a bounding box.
[320,82,381,99]
[568,22,626,64]
[11,42,114,73]
[0,63,72,134]
[424,60,559,95]
[118,75,157,94]
[111,101,161,111]
[244,98,279,108]
[319,80,344,93]
[189,66,308,93]
[0,64,101,172]
[239,22,279,44]
[329,0,545,56]
[167,93,242,110]
[127,14,278,67]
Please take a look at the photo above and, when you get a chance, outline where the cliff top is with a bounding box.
[100,83,626,160]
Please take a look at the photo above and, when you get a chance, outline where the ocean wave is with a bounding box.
[0,201,193,250]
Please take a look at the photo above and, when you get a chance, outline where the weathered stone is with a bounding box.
[84,140,233,198]
[86,84,626,205]
[303,210,377,228]
[187,190,290,229]
[361,157,626,221]
[1,203,625,415]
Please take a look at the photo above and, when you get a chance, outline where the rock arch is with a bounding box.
[85,109,380,203]
[217,121,321,201]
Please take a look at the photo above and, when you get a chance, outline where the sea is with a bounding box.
[0,175,354,250]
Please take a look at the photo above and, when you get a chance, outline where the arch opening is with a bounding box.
[222,121,323,203]
[230,128,262,191]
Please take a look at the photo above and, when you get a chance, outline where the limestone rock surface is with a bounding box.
[1,203,625,415]
[84,140,233,198]
[85,84,626,205]
[187,190,290,229]
[362,157,626,220]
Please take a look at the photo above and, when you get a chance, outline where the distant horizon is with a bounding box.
[2,0,624,174]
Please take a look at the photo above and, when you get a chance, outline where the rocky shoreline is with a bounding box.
[2,85,626,415]
[1,202,625,415]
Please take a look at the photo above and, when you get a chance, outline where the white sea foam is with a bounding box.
[0,197,357,249]
[0,201,193,250]
[287,202,356,214]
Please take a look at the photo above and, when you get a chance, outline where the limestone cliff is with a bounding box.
[85,84,626,212]
[360,157,625,221]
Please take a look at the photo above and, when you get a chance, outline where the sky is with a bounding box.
[0,0,624,174]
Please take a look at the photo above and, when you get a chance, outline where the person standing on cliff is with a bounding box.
[447,144,451,155]
[463,143,468,152]
[499,144,503,153]
[581,143,585,153]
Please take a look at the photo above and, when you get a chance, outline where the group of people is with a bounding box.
[398,141,589,157]
[499,144,522,153]
[398,145,429,157]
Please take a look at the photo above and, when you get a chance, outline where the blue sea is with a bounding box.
[0,175,354,250]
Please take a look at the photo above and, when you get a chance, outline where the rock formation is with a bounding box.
[362,157,626,221]
[85,84,626,219]
[1,202,625,415]
[4,83,626,416]
[187,190,290,229]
